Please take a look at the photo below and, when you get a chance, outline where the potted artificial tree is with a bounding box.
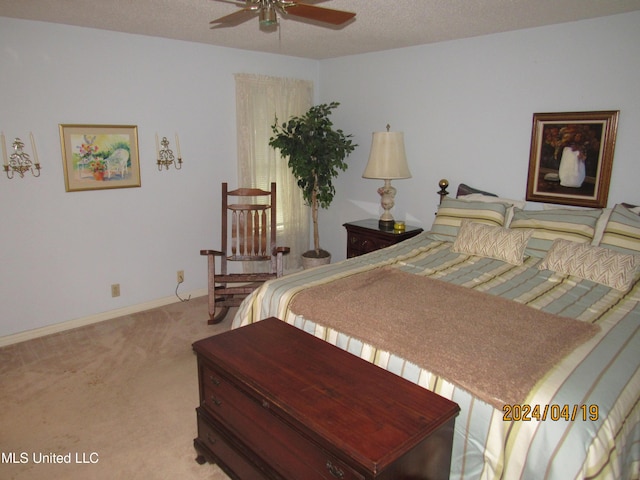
[270,102,357,268]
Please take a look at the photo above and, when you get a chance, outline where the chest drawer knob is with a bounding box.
[206,433,217,446]
[261,399,270,409]
[209,396,222,407]
[209,375,221,386]
[326,460,345,479]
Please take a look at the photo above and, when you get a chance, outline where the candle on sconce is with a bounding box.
[1,132,8,166]
[30,132,39,165]
[175,133,181,159]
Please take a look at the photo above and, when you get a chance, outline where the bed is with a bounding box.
[231,183,640,480]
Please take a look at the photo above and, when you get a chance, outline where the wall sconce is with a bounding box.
[2,132,41,179]
[155,133,183,171]
[362,125,411,230]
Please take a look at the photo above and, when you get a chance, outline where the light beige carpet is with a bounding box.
[0,297,233,480]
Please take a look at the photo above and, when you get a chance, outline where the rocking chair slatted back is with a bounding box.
[222,184,277,270]
[228,205,270,259]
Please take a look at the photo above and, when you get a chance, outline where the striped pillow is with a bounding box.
[599,204,640,254]
[509,208,602,258]
[452,220,533,265]
[539,238,640,291]
[430,197,507,242]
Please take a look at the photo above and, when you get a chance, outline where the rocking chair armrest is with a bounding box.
[273,246,291,255]
[200,249,224,256]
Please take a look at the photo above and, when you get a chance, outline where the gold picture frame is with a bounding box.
[525,111,619,208]
[60,124,141,192]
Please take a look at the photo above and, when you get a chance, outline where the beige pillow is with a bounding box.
[452,220,533,265]
[539,238,640,291]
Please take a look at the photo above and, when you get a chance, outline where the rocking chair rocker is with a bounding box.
[200,182,290,324]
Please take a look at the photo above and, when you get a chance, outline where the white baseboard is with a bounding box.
[0,289,208,347]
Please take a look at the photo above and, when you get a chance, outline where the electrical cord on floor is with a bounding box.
[175,278,191,302]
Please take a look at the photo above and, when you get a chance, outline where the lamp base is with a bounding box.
[379,219,395,231]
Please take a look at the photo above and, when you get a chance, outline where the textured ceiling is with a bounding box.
[1,0,640,59]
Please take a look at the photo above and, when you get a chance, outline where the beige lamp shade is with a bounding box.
[362,131,411,179]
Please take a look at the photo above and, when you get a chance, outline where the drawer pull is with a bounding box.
[326,460,345,479]
[206,433,217,445]
[209,375,221,386]
[209,396,222,407]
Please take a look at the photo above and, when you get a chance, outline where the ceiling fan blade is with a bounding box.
[283,3,355,25]
[211,0,251,5]
[210,8,257,27]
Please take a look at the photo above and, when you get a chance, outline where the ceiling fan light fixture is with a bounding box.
[259,5,277,26]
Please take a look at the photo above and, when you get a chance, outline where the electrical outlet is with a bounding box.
[111,284,120,297]
[177,270,184,283]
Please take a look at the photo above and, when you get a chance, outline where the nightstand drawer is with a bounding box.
[347,232,393,254]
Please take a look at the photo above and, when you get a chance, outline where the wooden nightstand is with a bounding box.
[343,219,424,258]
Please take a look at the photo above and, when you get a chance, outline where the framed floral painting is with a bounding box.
[525,111,619,208]
[60,124,141,192]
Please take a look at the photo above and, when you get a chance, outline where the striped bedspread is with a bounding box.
[232,232,640,480]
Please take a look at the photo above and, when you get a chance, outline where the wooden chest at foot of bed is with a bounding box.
[193,317,460,480]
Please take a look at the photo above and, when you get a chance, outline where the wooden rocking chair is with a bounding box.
[200,183,290,324]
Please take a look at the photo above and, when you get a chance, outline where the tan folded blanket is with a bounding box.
[289,267,600,408]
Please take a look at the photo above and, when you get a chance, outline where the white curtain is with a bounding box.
[234,73,313,271]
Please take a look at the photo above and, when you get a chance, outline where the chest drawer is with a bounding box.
[196,407,267,480]
[201,361,365,480]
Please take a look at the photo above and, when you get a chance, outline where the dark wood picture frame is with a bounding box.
[526,111,619,208]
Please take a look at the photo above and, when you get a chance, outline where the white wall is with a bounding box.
[2,12,639,340]
[0,17,318,338]
[318,12,640,261]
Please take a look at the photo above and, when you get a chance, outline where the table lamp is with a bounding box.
[362,125,412,230]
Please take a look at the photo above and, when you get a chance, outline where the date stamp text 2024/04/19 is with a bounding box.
[503,404,599,422]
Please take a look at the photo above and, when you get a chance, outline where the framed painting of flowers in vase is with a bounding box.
[60,124,141,192]
[525,111,619,208]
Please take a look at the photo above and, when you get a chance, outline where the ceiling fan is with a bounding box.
[210,0,356,30]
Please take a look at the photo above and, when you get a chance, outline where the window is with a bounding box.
[235,74,313,271]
